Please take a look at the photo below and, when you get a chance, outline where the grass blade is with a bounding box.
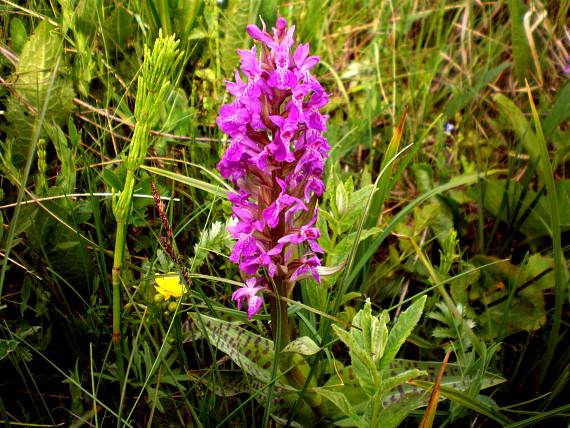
[525,81,568,388]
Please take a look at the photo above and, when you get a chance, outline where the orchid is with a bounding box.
[231,278,267,320]
[217,18,329,321]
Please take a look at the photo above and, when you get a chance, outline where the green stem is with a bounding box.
[111,219,127,344]
[270,278,289,351]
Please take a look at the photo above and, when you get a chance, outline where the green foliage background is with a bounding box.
[0,0,569,426]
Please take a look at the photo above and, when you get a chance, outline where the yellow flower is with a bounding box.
[154,273,185,299]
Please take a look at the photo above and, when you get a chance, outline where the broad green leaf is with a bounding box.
[205,372,318,427]
[466,254,555,339]
[374,391,427,428]
[323,359,504,412]
[380,368,426,397]
[379,295,426,369]
[315,388,368,428]
[282,336,321,356]
[6,21,75,150]
[189,370,291,398]
[478,179,552,238]
[412,163,433,193]
[15,21,61,102]
[333,324,377,393]
[10,17,27,53]
[190,314,284,385]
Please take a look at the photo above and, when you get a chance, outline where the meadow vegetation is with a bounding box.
[0,0,569,426]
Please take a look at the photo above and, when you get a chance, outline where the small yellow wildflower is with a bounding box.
[154,273,185,299]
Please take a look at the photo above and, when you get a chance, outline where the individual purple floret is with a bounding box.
[217,17,330,319]
[232,278,267,320]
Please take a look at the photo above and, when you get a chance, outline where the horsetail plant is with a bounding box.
[112,31,182,346]
[216,17,329,349]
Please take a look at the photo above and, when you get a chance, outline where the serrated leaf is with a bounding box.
[333,324,377,393]
[323,358,504,420]
[379,296,426,369]
[192,220,230,271]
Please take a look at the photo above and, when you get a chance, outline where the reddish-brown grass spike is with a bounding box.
[418,349,452,428]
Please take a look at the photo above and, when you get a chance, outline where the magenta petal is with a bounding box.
[247,295,263,319]
[275,17,287,31]
[246,24,272,43]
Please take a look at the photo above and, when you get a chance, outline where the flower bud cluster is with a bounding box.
[217,18,330,319]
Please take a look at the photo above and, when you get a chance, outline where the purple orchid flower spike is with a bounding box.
[217,17,330,320]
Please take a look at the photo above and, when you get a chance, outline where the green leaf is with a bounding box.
[379,295,426,370]
[314,388,369,428]
[190,363,317,427]
[349,171,502,284]
[10,17,27,53]
[375,391,427,428]
[15,21,61,102]
[494,94,541,175]
[141,165,232,199]
[45,124,76,194]
[191,314,289,386]
[413,380,513,425]
[191,220,231,272]
[282,336,321,356]
[543,82,570,141]
[0,339,19,361]
[445,63,509,119]
[526,86,568,386]
[335,181,349,217]
[412,163,433,193]
[380,368,426,397]
[329,227,382,267]
[508,0,532,83]
[333,324,377,392]
[323,359,504,415]
[5,21,75,151]
[189,369,291,398]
